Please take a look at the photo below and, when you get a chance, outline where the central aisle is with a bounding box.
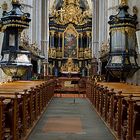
[28,98,116,140]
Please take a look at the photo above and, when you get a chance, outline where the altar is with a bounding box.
[55,77,80,94]
[48,0,92,77]
[60,72,81,77]
[60,57,80,77]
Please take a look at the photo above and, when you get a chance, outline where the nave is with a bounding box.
[28,97,116,140]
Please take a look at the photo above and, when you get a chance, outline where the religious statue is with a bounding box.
[121,0,128,5]
[61,57,79,73]
[51,0,90,25]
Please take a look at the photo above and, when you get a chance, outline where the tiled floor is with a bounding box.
[28,98,116,140]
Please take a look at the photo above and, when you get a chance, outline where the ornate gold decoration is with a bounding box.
[52,0,90,25]
[49,63,53,75]
[12,0,20,3]
[2,1,8,11]
[121,0,128,6]
[49,48,56,58]
[111,27,136,37]
[133,6,138,15]
[56,48,62,58]
[20,32,41,56]
[61,57,79,73]
[84,48,92,59]
[100,42,109,57]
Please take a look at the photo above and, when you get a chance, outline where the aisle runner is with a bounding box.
[43,117,83,133]
[28,98,116,140]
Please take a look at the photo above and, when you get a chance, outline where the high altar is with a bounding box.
[48,0,92,77]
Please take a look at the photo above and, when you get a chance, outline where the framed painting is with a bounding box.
[63,24,78,58]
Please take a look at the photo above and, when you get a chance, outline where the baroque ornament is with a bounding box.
[51,0,90,25]
[121,0,128,6]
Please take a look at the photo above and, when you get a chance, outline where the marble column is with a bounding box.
[92,0,99,58]
[41,0,49,77]
[98,0,108,52]
[32,0,42,46]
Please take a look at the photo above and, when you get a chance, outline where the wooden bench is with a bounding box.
[0,80,56,140]
[86,80,140,140]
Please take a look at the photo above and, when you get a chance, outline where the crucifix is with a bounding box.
[58,8,65,21]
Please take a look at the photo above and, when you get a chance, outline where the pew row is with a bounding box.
[0,80,56,140]
[86,80,140,140]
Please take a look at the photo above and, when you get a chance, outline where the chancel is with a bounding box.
[49,0,92,77]
[0,0,140,140]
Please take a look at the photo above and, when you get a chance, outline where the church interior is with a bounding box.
[0,0,140,140]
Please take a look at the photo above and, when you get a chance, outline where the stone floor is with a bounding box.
[28,97,116,140]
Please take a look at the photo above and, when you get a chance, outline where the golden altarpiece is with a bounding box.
[48,0,92,77]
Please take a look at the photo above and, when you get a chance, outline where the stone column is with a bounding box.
[98,0,108,53]
[92,0,99,58]
[41,0,49,77]
[32,0,42,46]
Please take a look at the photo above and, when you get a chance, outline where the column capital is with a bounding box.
[79,33,83,36]
[50,30,55,35]
[86,31,91,37]
[58,32,62,37]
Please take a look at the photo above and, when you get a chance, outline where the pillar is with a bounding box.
[92,0,99,58]
[41,0,49,77]
[58,32,61,48]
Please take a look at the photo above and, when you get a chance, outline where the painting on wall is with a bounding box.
[63,24,78,58]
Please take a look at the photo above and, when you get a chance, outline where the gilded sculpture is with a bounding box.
[1,1,8,11]
[51,0,90,25]
[121,0,128,6]
[61,57,79,73]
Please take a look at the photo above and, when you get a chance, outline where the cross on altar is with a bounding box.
[58,8,65,21]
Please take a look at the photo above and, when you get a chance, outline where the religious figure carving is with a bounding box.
[61,57,79,73]
[121,0,128,5]
[51,0,90,25]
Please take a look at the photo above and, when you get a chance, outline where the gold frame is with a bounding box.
[62,24,79,58]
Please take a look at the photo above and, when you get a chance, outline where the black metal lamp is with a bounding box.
[106,1,139,81]
[0,0,32,79]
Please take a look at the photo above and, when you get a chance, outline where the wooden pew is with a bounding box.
[0,80,56,140]
[0,98,5,140]
[87,81,140,140]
